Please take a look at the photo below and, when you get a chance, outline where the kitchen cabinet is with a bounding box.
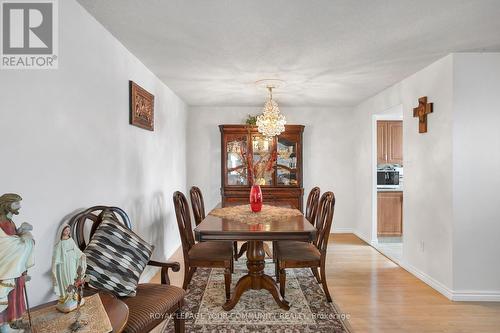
[377,120,403,165]
[377,191,403,236]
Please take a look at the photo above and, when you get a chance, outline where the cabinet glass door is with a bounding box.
[251,135,275,186]
[276,136,298,186]
[226,136,248,186]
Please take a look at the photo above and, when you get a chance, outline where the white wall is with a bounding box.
[452,53,500,295]
[353,55,455,292]
[351,85,402,241]
[401,56,454,292]
[353,53,500,300]
[187,106,356,232]
[0,0,187,306]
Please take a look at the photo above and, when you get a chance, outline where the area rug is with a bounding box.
[164,259,352,332]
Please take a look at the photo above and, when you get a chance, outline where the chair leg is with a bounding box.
[320,263,332,302]
[224,267,232,302]
[311,267,321,283]
[279,268,286,299]
[275,258,279,281]
[233,241,238,261]
[272,241,277,262]
[182,267,196,290]
[174,308,185,333]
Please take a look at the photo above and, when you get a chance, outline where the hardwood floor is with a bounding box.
[152,234,500,333]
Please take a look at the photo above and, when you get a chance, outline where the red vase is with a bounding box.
[250,185,263,212]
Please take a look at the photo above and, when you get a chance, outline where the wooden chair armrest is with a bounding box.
[148,260,181,285]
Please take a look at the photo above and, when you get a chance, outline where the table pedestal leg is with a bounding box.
[236,241,273,259]
[223,240,290,311]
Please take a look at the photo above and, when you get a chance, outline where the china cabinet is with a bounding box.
[220,125,305,211]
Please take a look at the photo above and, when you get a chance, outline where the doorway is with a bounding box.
[371,105,403,263]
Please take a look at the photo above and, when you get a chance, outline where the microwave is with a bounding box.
[377,170,399,186]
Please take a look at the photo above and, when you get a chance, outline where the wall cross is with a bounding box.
[413,96,433,133]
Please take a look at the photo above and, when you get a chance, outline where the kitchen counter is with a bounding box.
[377,186,403,192]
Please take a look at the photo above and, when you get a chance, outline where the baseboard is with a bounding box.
[397,261,454,300]
[352,231,500,302]
[353,231,376,246]
[353,230,454,300]
[451,291,500,302]
[354,232,453,300]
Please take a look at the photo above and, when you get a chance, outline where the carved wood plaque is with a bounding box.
[129,81,154,131]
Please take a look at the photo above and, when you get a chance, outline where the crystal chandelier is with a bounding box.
[256,86,286,137]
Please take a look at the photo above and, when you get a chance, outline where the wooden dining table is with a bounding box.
[194,204,316,311]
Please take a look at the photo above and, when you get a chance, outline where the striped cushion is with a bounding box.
[84,210,153,297]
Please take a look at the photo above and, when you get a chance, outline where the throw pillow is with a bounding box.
[84,209,153,297]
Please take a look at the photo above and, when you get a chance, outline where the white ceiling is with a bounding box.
[78,0,500,107]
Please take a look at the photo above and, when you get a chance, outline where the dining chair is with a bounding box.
[173,191,234,301]
[273,187,321,266]
[305,187,321,225]
[189,186,205,226]
[274,191,336,302]
[189,186,239,259]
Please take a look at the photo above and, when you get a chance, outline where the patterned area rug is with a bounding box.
[164,260,352,332]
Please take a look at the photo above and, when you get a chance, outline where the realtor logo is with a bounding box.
[1,0,58,69]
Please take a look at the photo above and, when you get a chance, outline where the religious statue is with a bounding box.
[0,194,35,333]
[52,224,87,313]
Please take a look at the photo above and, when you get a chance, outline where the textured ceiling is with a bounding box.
[78,0,500,106]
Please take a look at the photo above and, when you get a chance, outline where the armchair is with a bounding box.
[69,206,185,333]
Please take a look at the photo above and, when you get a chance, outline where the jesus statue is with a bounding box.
[0,194,35,333]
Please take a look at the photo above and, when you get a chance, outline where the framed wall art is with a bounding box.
[129,81,154,131]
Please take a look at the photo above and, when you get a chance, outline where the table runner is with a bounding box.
[209,204,302,225]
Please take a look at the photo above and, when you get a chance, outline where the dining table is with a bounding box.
[194,204,316,311]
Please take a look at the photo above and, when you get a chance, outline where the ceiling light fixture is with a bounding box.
[256,80,286,137]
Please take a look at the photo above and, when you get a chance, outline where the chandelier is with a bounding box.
[256,85,286,137]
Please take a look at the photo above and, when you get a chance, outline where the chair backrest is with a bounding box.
[68,206,131,251]
[314,192,336,254]
[189,186,206,226]
[305,187,321,225]
[173,191,196,257]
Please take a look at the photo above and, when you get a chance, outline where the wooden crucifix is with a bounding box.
[413,96,433,133]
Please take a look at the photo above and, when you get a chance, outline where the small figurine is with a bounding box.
[52,224,87,313]
[0,193,35,333]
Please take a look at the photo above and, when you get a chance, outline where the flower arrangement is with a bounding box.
[245,139,277,185]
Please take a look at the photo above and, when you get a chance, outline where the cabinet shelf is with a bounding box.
[276,165,297,172]
[227,165,245,172]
